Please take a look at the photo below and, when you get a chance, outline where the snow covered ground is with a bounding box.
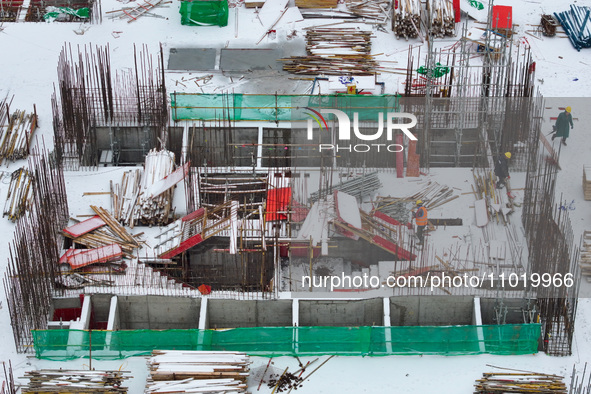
[1,0,591,392]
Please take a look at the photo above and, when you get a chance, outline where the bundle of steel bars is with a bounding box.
[3,168,34,222]
[22,370,129,393]
[345,0,391,24]
[0,99,37,164]
[392,0,421,39]
[427,0,455,38]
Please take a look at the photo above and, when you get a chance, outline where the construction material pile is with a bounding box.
[3,168,34,222]
[58,206,142,286]
[0,100,37,165]
[309,171,382,203]
[346,0,391,24]
[474,371,566,393]
[21,369,129,393]
[580,230,591,278]
[554,5,591,51]
[146,350,250,393]
[112,149,188,227]
[281,28,377,75]
[392,0,421,39]
[541,14,558,37]
[427,0,455,38]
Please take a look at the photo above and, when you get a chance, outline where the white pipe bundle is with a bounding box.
[427,0,455,38]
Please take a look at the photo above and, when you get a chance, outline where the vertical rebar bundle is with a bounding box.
[52,44,168,168]
[522,129,581,356]
[2,148,69,353]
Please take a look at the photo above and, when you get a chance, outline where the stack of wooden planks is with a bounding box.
[3,167,34,222]
[0,102,37,165]
[346,0,390,23]
[392,0,421,39]
[112,150,187,227]
[583,165,591,200]
[427,0,455,38]
[21,369,129,393]
[146,350,250,393]
[580,230,591,279]
[281,28,377,75]
[474,371,567,393]
[295,0,337,8]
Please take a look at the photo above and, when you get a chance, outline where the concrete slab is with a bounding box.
[168,48,217,71]
[220,48,284,72]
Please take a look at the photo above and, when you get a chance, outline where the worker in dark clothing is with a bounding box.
[494,152,511,189]
[413,200,428,245]
[552,106,573,146]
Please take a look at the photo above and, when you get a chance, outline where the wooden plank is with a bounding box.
[474,199,488,227]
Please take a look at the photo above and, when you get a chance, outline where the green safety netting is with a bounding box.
[170,94,401,122]
[179,0,228,27]
[32,324,540,360]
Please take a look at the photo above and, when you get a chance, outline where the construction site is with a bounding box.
[1,0,591,392]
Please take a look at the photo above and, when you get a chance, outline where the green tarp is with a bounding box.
[32,324,541,360]
[179,0,228,26]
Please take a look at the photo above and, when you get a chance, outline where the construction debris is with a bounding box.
[541,14,558,37]
[554,5,591,51]
[21,369,129,393]
[112,149,187,227]
[309,171,382,203]
[146,350,249,393]
[474,370,566,393]
[107,0,171,22]
[427,0,455,38]
[0,99,37,164]
[392,0,421,39]
[281,28,377,75]
[3,168,34,222]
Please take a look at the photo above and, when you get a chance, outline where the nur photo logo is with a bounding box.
[304,108,418,152]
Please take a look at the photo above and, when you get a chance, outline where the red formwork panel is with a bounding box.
[492,5,512,30]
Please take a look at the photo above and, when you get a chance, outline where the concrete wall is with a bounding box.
[389,296,474,326]
[299,298,383,327]
[207,300,292,329]
[117,295,201,329]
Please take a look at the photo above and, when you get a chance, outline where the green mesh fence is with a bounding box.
[170,93,401,122]
[179,0,228,26]
[32,324,540,360]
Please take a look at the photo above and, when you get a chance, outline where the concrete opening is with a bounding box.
[480,297,537,325]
